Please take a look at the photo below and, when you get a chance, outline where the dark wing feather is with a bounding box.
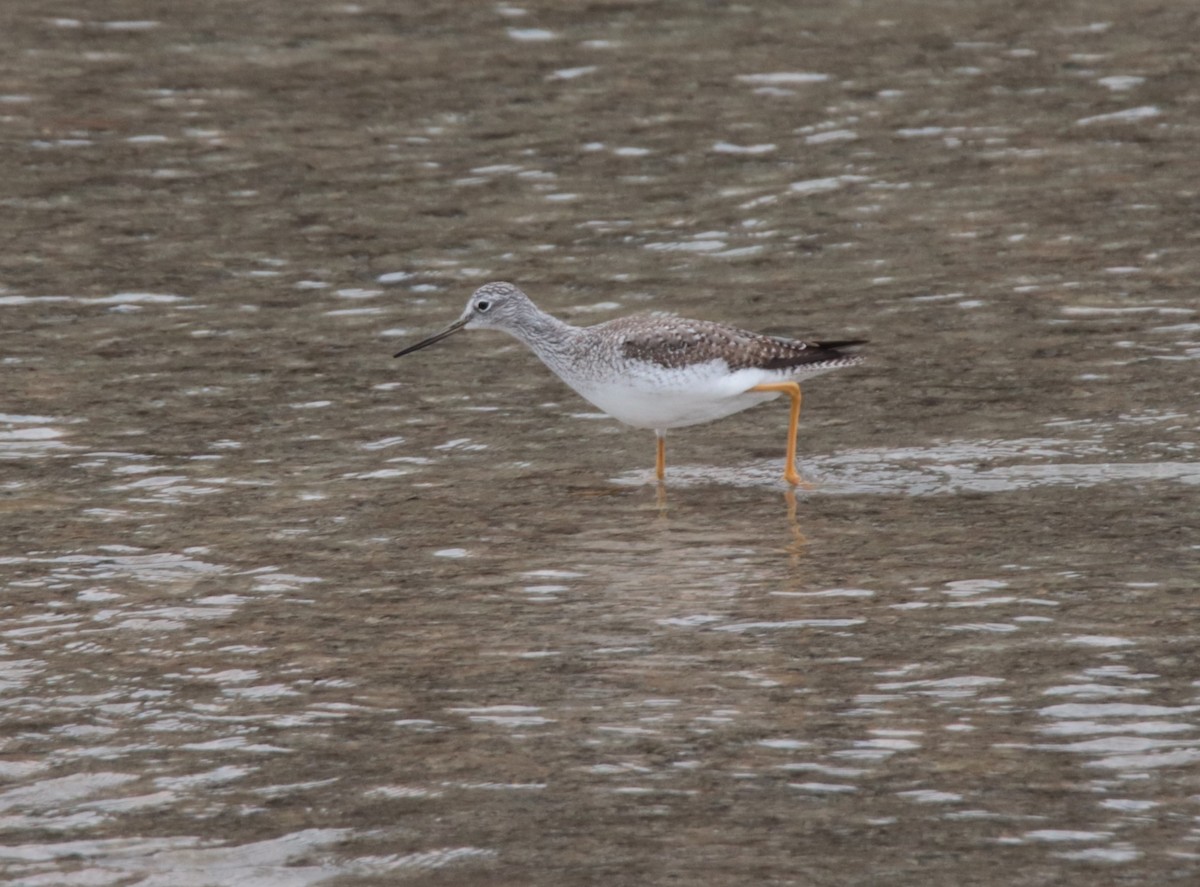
[614,315,864,371]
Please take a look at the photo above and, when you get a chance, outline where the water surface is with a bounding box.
[2,1,1199,884]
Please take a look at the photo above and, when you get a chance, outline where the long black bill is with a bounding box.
[393,317,469,358]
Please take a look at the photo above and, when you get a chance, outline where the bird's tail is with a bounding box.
[814,339,868,350]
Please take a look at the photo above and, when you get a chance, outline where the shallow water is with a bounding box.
[3,1,1199,885]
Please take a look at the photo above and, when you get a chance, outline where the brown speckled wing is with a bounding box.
[613,315,864,371]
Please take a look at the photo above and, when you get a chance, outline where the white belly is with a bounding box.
[564,361,788,430]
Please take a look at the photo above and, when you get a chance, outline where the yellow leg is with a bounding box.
[750,382,803,485]
[655,433,666,481]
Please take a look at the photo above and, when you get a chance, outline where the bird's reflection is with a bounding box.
[783,487,808,555]
[650,480,810,555]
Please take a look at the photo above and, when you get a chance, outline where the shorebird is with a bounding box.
[394,281,865,484]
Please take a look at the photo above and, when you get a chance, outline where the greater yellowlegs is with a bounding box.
[394,282,865,484]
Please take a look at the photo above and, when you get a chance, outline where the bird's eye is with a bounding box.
[476,300,491,312]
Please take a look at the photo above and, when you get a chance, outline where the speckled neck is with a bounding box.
[501,304,581,370]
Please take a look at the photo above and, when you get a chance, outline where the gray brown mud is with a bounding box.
[2,1,1199,884]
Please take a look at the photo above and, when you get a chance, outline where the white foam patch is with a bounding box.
[1076,105,1161,125]
[737,72,830,85]
[612,432,1200,494]
[508,28,556,41]
[711,141,777,154]
[0,828,496,883]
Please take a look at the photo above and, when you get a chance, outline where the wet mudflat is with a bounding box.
[2,1,1199,884]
